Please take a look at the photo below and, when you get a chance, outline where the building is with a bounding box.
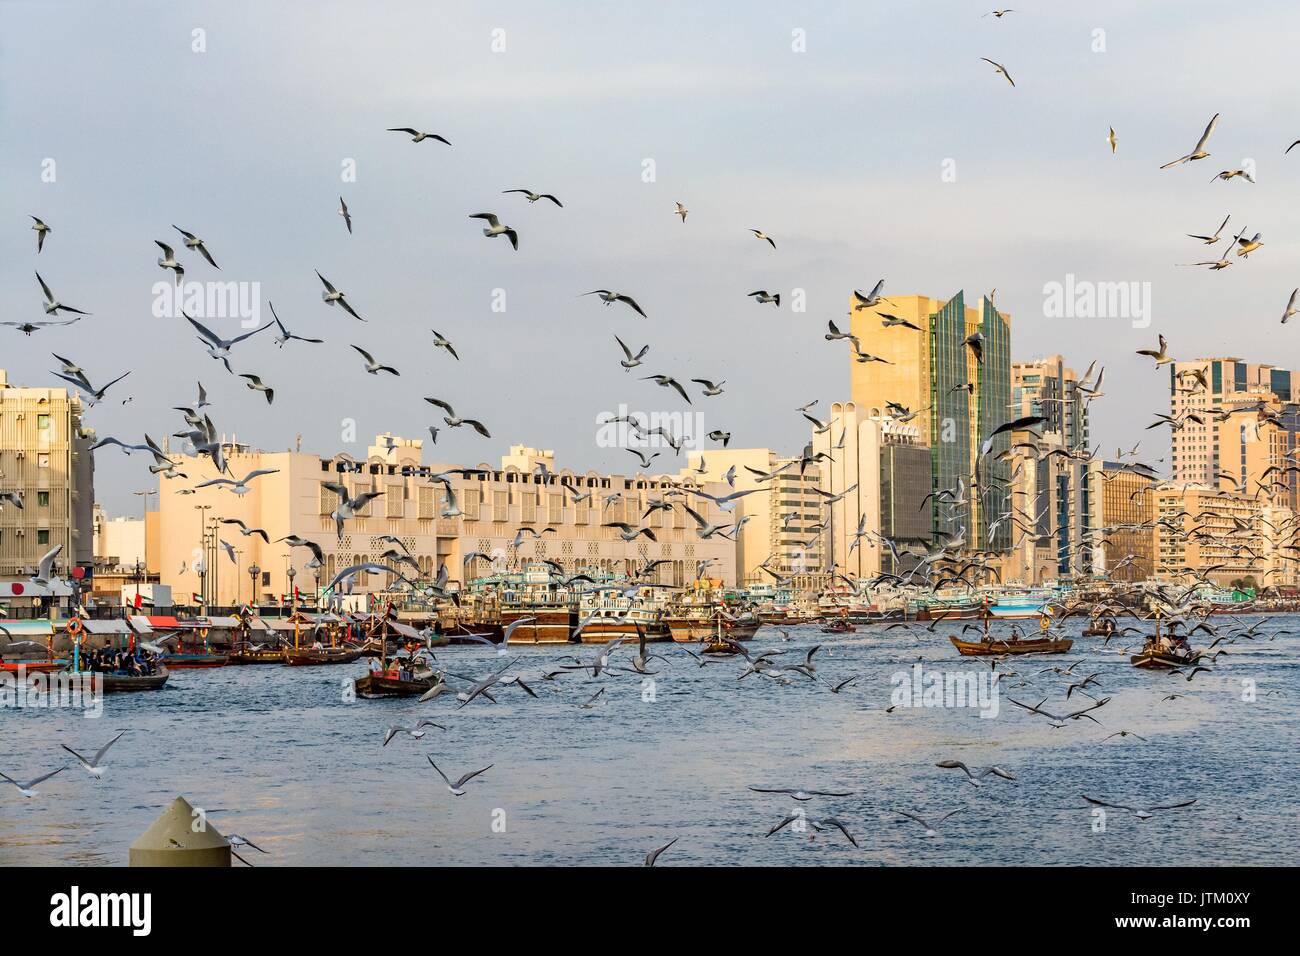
[1006,356,1093,580]
[680,448,823,587]
[1087,460,1157,582]
[1168,357,1297,486]
[811,401,930,580]
[1151,484,1278,587]
[90,505,161,603]
[0,369,94,602]
[1214,395,1300,510]
[157,438,738,607]
[848,290,1011,553]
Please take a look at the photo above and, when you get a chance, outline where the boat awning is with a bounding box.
[1,620,55,637]
[81,620,133,635]
[388,621,424,640]
[147,615,180,629]
[127,615,154,634]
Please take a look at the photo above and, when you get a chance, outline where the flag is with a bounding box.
[133,592,143,610]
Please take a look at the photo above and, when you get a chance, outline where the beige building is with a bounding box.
[1151,484,1294,587]
[811,402,929,580]
[157,438,738,607]
[847,290,1011,553]
[681,448,823,586]
[0,369,94,587]
[1168,358,1297,486]
[1087,460,1157,582]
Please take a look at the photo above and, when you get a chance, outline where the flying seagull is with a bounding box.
[0,768,64,798]
[36,271,89,316]
[172,226,220,269]
[503,188,562,206]
[644,837,678,867]
[674,202,688,222]
[468,213,518,250]
[1160,113,1219,169]
[351,345,400,376]
[427,757,492,796]
[583,289,646,317]
[980,57,1015,86]
[269,302,324,347]
[431,329,459,360]
[31,216,51,253]
[316,271,366,321]
[615,335,648,370]
[60,731,126,778]
[750,228,776,248]
[338,197,352,234]
[387,127,451,145]
[425,398,491,437]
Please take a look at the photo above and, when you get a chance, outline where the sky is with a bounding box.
[3,0,1300,517]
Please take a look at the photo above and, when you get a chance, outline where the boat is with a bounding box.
[94,667,171,693]
[949,605,1071,656]
[1082,617,1118,638]
[917,600,984,621]
[353,608,441,698]
[160,652,230,669]
[502,606,574,644]
[283,609,365,666]
[228,645,286,665]
[984,588,1056,620]
[576,586,672,643]
[698,608,744,655]
[1,660,66,674]
[821,618,856,634]
[1129,619,1200,670]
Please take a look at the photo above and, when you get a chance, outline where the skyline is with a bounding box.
[6,1,1300,516]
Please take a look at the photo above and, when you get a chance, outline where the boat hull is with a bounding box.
[284,647,366,666]
[666,619,758,643]
[96,667,171,693]
[354,672,436,699]
[1,661,65,674]
[1130,649,1198,670]
[161,653,229,669]
[502,608,574,644]
[228,648,286,665]
[949,635,1072,656]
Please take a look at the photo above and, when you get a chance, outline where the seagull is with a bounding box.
[579,687,607,709]
[583,289,646,317]
[219,518,271,542]
[692,378,725,397]
[644,837,677,866]
[825,319,860,348]
[31,216,51,253]
[427,758,491,796]
[338,197,352,234]
[1107,126,1117,154]
[964,331,985,364]
[615,335,649,370]
[382,721,446,746]
[935,759,1015,788]
[1188,214,1231,244]
[1160,113,1219,169]
[238,373,275,404]
[172,226,220,268]
[1212,168,1254,183]
[749,228,776,248]
[431,329,459,360]
[813,817,860,848]
[387,127,451,145]
[748,290,781,307]
[503,188,562,206]
[852,280,892,310]
[894,808,964,837]
[51,369,130,407]
[674,202,688,222]
[983,8,1014,16]
[425,398,491,437]
[186,312,275,364]
[195,468,280,496]
[60,732,126,778]
[1282,289,1298,324]
[316,271,365,321]
[269,302,324,347]
[154,241,185,283]
[1236,232,1263,257]
[1101,730,1148,743]
[1135,334,1171,365]
[0,768,63,798]
[1081,794,1196,820]
[641,374,692,404]
[30,544,63,587]
[351,345,400,376]
[980,57,1015,86]
[468,213,518,250]
[36,271,89,316]
[748,785,856,802]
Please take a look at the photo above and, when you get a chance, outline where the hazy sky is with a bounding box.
[4,0,1299,517]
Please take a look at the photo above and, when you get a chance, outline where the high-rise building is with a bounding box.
[0,369,94,595]
[848,291,1011,553]
[811,401,929,580]
[1007,356,1093,579]
[1087,460,1157,581]
[682,448,823,587]
[1169,357,1297,486]
[1151,484,1278,587]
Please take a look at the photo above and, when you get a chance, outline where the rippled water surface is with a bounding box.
[2,616,1298,866]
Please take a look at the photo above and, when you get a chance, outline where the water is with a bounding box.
[2,616,1298,866]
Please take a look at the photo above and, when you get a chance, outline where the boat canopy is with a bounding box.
[2,619,55,636]
[81,620,132,635]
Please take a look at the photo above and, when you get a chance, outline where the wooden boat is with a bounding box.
[161,652,230,669]
[950,634,1072,656]
[354,670,437,698]
[1082,621,1117,638]
[502,606,574,644]
[1130,647,1199,670]
[353,605,440,698]
[95,667,171,693]
[284,646,365,666]
[228,646,286,664]
[821,619,856,635]
[918,601,983,622]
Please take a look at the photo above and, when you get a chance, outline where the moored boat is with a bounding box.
[96,667,171,693]
[284,646,365,666]
[950,634,1073,656]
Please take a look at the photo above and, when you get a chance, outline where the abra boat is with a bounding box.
[228,645,286,665]
[1129,621,1200,670]
[949,609,1071,656]
[821,618,856,635]
[283,610,365,666]
[91,667,171,693]
[1,660,66,674]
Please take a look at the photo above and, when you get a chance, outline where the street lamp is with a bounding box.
[248,563,260,609]
[287,565,297,614]
[194,504,211,609]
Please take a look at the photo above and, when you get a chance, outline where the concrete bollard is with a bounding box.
[129,796,231,867]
